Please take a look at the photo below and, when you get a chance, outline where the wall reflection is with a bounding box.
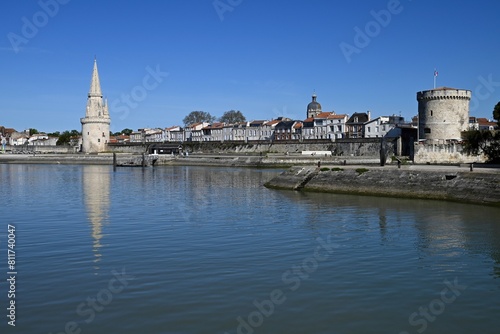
[272,188,500,278]
[82,165,111,274]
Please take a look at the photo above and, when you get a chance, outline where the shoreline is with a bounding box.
[264,165,500,207]
[0,152,386,167]
[3,153,500,206]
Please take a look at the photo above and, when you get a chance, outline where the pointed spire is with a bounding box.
[89,58,102,98]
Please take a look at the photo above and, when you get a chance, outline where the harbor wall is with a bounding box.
[413,142,487,164]
[108,138,398,157]
[265,166,500,206]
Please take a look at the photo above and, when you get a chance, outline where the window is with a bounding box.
[368,127,371,132]
[98,139,100,143]
[424,128,431,133]
[430,110,433,116]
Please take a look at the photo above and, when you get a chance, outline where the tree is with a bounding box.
[111,128,133,136]
[183,111,216,126]
[462,129,500,163]
[120,128,133,135]
[56,130,80,146]
[494,101,500,126]
[56,131,71,146]
[219,110,246,124]
[462,130,490,156]
[29,128,39,136]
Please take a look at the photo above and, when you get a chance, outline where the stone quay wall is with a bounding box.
[265,166,500,206]
[108,138,397,157]
[413,142,487,164]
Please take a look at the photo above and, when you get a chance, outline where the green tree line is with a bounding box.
[462,102,500,163]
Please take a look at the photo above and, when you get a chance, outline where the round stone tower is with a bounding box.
[416,87,471,141]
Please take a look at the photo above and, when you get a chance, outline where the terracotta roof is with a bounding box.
[4,128,16,135]
[293,122,303,129]
[477,118,497,126]
[203,122,225,130]
[303,117,314,122]
[315,112,333,119]
[328,114,348,120]
[266,119,281,126]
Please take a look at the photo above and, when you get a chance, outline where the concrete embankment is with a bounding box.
[264,165,500,206]
[166,154,383,168]
[0,153,115,165]
[0,153,382,167]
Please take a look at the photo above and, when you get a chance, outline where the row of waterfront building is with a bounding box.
[128,108,408,144]
[1,59,498,153]
[2,111,495,147]
[124,91,497,145]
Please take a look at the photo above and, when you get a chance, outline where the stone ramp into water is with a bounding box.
[293,168,319,190]
[264,166,318,191]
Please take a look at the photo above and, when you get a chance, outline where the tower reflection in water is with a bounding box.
[82,166,110,274]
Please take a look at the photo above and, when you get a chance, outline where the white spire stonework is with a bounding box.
[89,59,103,98]
[80,59,111,153]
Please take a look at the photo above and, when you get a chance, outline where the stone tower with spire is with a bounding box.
[80,59,110,153]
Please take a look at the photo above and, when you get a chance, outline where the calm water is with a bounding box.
[1,164,500,334]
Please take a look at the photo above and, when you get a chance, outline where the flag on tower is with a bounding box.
[434,69,438,77]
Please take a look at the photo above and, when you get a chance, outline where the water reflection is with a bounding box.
[82,165,111,273]
[273,189,500,277]
[158,166,279,224]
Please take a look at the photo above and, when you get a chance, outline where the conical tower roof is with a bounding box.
[88,58,102,98]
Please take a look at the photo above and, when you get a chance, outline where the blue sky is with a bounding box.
[1,0,500,133]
